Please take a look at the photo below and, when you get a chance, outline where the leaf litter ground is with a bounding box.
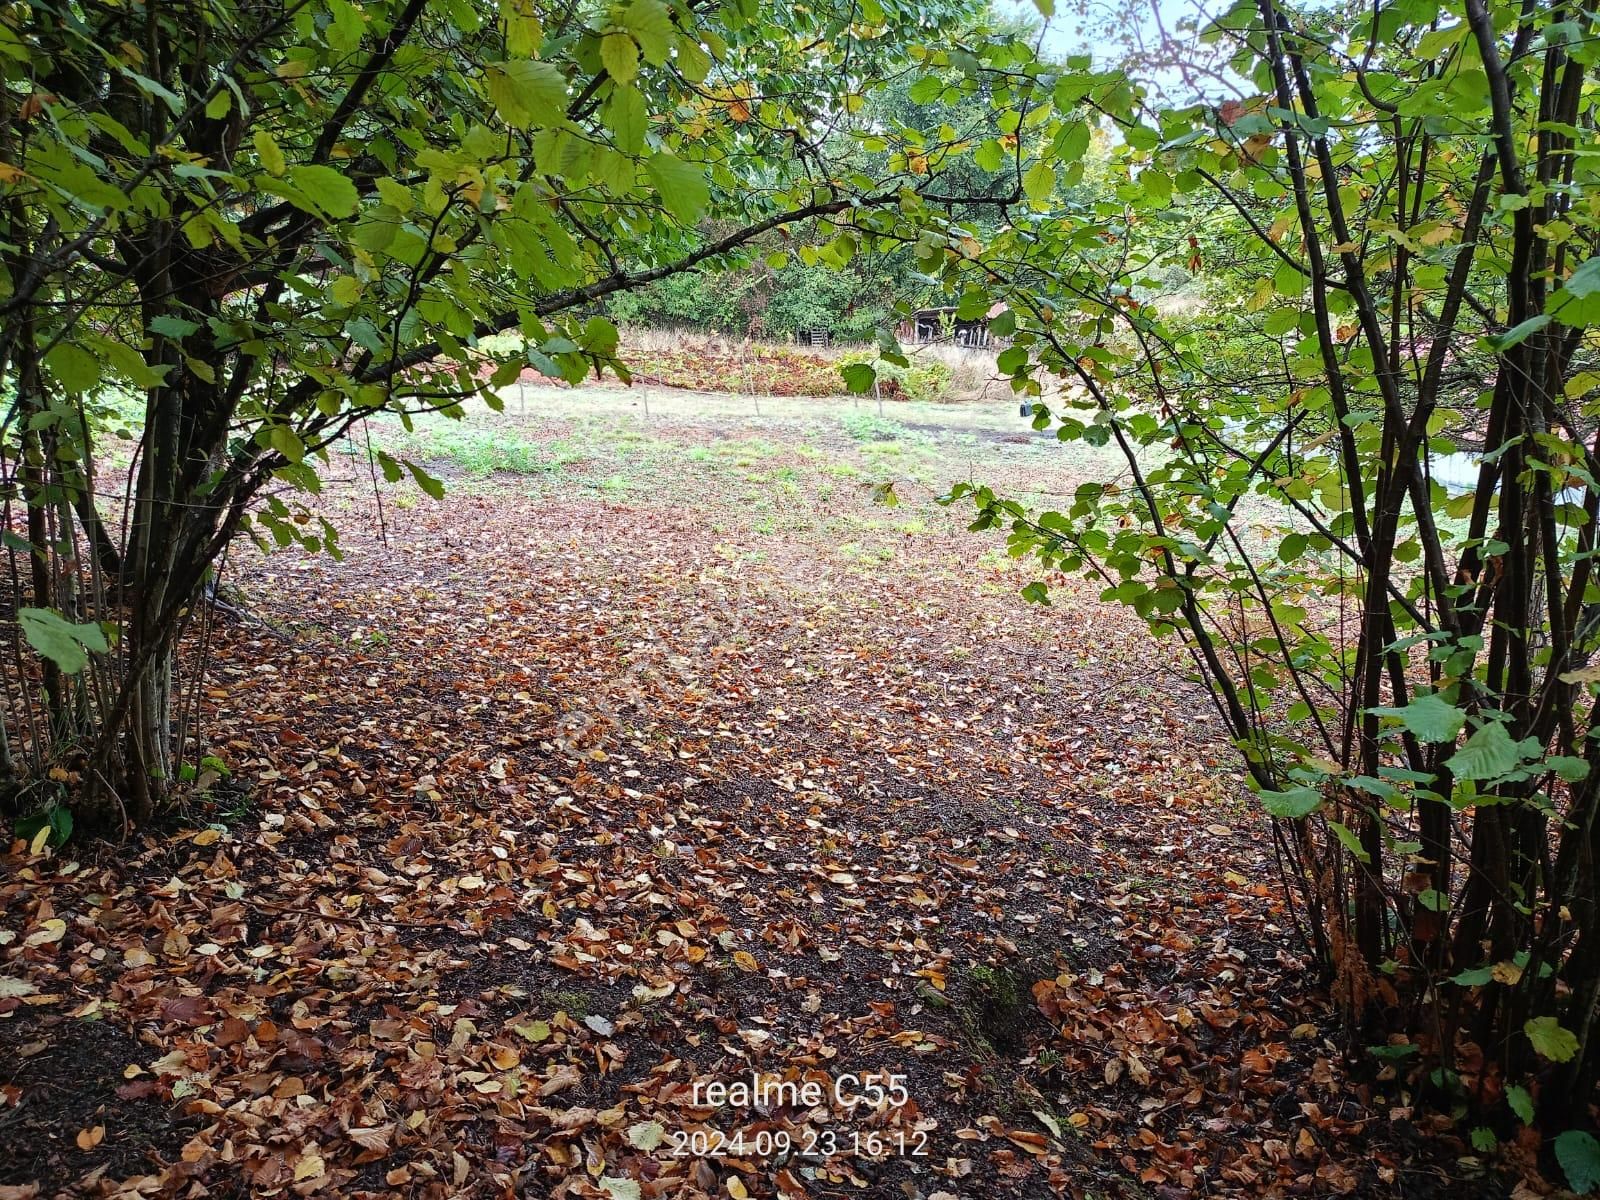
[2,389,1489,1199]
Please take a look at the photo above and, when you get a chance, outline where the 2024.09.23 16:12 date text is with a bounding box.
[669,1127,930,1159]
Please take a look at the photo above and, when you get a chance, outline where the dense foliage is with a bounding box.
[918,0,1600,1164]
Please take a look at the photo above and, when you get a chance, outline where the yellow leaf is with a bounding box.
[731,950,759,972]
[727,1178,750,1199]
[25,918,66,946]
[1491,960,1524,985]
[293,1151,325,1181]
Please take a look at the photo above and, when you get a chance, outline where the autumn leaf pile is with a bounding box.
[607,344,857,398]
[2,400,1487,1198]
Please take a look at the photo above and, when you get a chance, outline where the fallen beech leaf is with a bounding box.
[1007,1129,1049,1154]
[540,1065,581,1096]
[75,1125,104,1150]
[348,1125,393,1153]
[25,919,66,947]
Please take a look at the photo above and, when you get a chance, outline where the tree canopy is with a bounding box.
[0,0,1036,822]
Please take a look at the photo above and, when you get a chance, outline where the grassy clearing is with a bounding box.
[365,385,1134,584]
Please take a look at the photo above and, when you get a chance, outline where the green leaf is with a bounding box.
[15,802,73,848]
[150,315,201,339]
[286,165,359,219]
[618,0,674,64]
[1368,1041,1417,1061]
[1140,169,1172,204]
[645,153,708,223]
[1484,314,1550,351]
[1506,1085,1534,1124]
[1548,755,1591,782]
[597,1179,641,1200]
[205,88,232,119]
[404,460,446,500]
[604,85,648,156]
[1023,160,1056,203]
[674,34,710,83]
[581,315,620,355]
[1447,721,1519,781]
[43,343,101,393]
[1525,1016,1579,1063]
[1277,532,1308,562]
[324,0,365,52]
[253,129,286,176]
[841,363,875,393]
[1258,785,1321,819]
[1328,819,1370,863]
[600,31,640,84]
[973,139,1004,172]
[18,607,109,675]
[1368,694,1466,744]
[1551,256,1600,327]
[486,59,568,128]
[1263,308,1300,336]
[267,425,306,464]
[375,176,411,212]
[1556,1131,1600,1195]
[1057,119,1090,162]
[1469,1127,1497,1152]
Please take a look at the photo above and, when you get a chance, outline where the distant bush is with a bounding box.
[840,410,908,442]
[476,331,527,357]
[837,351,953,403]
